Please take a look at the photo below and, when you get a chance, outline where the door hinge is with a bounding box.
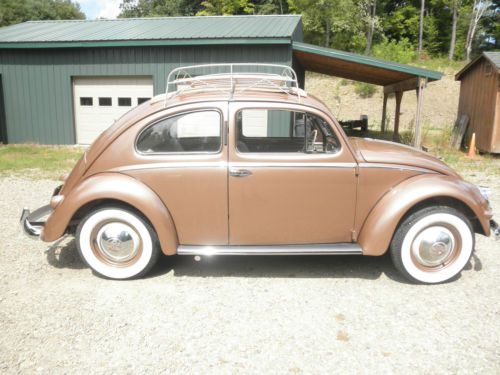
[351,229,357,242]
[355,164,360,176]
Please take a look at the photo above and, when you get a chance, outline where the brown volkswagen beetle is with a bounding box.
[21,64,499,283]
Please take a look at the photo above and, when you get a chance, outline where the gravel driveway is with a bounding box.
[1,174,499,374]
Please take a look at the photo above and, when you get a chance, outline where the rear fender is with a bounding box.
[42,173,179,255]
[358,174,491,256]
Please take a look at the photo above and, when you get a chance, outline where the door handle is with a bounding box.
[229,168,252,177]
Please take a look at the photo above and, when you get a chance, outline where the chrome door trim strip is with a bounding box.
[228,162,357,169]
[177,243,363,256]
[112,161,357,173]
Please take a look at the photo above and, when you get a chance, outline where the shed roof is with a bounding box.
[455,51,500,80]
[293,42,442,86]
[0,15,302,48]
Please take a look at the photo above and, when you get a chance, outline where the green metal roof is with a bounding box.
[293,42,443,82]
[0,15,301,48]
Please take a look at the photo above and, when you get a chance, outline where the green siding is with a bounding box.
[0,44,292,144]
[267,110,293,137]
[0,75,6,143]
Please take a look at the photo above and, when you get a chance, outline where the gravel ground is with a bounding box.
[1,174,499,374]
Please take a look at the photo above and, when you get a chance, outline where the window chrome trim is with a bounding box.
[134,108,224,156]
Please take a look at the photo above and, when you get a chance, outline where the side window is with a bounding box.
[236,109,340,154]
[137,110,221,153]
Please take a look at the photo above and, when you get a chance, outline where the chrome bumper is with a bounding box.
[491,220,500,241]
[20,205,53,240]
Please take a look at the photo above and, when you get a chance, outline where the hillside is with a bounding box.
[305,70,461,134]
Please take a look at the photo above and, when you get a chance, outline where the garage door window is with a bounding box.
[118,97,132,107]
[99,97,112,106]
[137,110,221,154]
[138,97,150,105]
[80,97,93,106]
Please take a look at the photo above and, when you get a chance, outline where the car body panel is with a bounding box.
[351,137,460,177]
[42,172,179,255]
[358,173,492,255]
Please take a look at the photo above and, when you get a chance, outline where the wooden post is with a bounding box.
[381,92,388,133]
[414,77,426,148]
[393,91,403,142]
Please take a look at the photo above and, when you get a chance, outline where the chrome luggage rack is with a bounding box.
[165,63,303,106]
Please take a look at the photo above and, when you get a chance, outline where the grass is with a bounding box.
[0,144,84,179]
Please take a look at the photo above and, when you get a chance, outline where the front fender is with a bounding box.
[358,174,492,256]
[42,173,179,255]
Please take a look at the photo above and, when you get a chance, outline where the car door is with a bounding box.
[228,102,358,245]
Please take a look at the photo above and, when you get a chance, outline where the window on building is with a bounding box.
[138,97,151,105]
[99,97,112,106]
[80,97,93,106]
[118,97,132,107]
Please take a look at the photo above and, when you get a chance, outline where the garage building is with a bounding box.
[0,15,441,145]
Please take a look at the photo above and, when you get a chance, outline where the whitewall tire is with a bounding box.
[390,206,474,284]
[76,207,160,280]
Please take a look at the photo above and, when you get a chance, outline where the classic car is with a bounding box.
[21,64,499,283]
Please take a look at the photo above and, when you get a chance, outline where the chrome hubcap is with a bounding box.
[96,223,140,263]
[412,226,455,267]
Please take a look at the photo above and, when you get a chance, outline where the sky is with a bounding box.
[78,0,122,19]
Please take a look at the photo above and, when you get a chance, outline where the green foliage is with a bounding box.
[119,0,201,17]
[372,38,416,63]
[0,0,84,26]
[196,0,255,15]
[354,82,377,98]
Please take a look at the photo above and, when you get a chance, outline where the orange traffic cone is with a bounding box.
[467,133,476,158]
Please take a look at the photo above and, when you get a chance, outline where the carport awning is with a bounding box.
[293,42,442,91]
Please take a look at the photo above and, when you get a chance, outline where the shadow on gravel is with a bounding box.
[45,237,86,270]
[148,252,409,282]
[43,239,484,283]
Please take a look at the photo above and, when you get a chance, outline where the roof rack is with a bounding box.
[165,63,302,106]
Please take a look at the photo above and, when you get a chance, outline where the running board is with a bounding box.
[177,243,362,256]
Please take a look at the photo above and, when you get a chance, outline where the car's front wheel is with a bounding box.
[76,206,160,280]
[390,206,474,284]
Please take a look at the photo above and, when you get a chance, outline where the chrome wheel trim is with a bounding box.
[95,222,141,264]
[401,213,473,283]
[79,209,153,279]
[411,226,456,268]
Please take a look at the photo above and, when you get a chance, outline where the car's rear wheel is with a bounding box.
[390,206,474,284]
[76,207,160,280]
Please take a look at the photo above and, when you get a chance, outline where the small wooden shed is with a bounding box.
[456,52,500,153]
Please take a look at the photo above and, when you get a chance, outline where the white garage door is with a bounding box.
[73,77,154,144]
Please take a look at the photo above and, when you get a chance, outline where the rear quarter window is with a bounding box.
[136,110,222,154]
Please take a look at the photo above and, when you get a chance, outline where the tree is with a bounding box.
[0,0,84,27]
[418,0,425,55]
[364,0,378,54]
[465,0,491,60]
[447,0,461,60]
[119,0,202,17]
[196,0,255,15]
